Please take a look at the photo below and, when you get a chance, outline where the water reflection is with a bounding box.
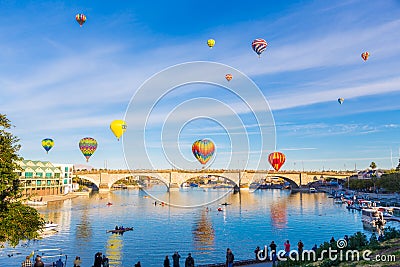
[192,209,215,251]
[106,233,123,266]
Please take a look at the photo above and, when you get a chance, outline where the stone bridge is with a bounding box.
[75,170,351,191]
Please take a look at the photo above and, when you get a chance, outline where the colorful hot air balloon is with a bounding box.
[225,74,233,82]
[192,139,215,165]
[361,52,369,61]
[338,98,344,104]
[268,152,286,171]
[41,138,54,154]
[110,120,127,141]
[79,137,97,162]
[252,38,268,57]
[207,39,215,48]
[76,14,86,27]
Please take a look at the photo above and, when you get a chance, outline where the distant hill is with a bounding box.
[74,164,94,171]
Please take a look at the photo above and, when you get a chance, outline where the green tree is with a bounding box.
[370,162,377,169]
[0,114,44,247]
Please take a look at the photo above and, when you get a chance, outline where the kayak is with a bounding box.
[106,227,133,234]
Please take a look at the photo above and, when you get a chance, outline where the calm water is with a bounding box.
[1,188,398,266]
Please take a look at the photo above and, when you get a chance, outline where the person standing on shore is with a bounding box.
[33,256,44,267]
[164,255,170,267]
[21,256,33,267]
[73,256,82,267]
[269,241,277,264]
[297,240,304,254]
[172,251,181,267]
[185,253,195,267]
[284,240,290,257]
[226,248,234,267]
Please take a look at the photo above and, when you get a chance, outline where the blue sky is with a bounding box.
[1,0,399,171]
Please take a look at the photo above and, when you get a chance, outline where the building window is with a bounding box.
[46,173,52,178]
[36,172,43,177]
[65,173,68,178]
[64,179,68,184]
[37,180,41,186]
[25,172,33,178]
[55,173,60,178]
[65,167,68,172]
[47,180,51,186]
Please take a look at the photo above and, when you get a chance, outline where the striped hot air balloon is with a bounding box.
[192,139,215,165]
[252,38,268,57]
[268,152,286,171]
[79,137,97,162]
[76,14,87,27]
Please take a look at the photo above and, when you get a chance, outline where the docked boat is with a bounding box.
[361,208,386,229]
[44,223,58,231]
[309,187,317,193]
[26,200,48,206]
[106,227,134,234]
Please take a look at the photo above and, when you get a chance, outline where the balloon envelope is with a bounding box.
[76,14,86,26]
[252,38,268,57]
[361,52,369,61]
[338,98,344,104]
[268,152,286,171]
[110,120,127,140]
[79,137,97,162]
[192,139,215,165]
[41,138,54,154]
[207,39,215,48]
[225,74,233,82]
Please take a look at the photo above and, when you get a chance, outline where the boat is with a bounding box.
[217,208,223,212]
[26,200,48,206]
[44,223,58,231]
[373,207,394,219]
[361,208,386,229]
[220,202,231,206]
[309,187,317,193]
[106,227,134,234]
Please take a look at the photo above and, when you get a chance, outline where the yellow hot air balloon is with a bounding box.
[207,39,215,48]
[110,120,127,141]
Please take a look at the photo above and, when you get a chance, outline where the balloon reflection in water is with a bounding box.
[192,210,215,251]
[270,201,287,229]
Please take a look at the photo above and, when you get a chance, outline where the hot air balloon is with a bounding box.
[76,14,86,27]
[225,74,233,82]
[361,52,369,61]
[338,98,344,104]
[268,152,285,171]
[79,137,97,162]
[192,139,215,165]
[207,39,215,48]
[252,38,268,57]
[110,120,127,141]
[41,138,54,154]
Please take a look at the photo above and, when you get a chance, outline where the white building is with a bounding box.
[53,163,74,194]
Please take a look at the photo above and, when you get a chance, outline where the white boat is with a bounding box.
[44,223,58,231]
[309,187,317,193]
[361,208,386,228]
[26,200,48,206]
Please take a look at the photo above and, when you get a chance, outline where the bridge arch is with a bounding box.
[180,174,239,188]
[75,175,100,190]
[267,175,300,188]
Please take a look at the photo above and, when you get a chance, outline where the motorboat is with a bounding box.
[309,187,317,193]
[361,208,386,229]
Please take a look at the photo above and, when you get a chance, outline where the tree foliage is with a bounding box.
[0,114,44,247]
[369,161,377,169]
